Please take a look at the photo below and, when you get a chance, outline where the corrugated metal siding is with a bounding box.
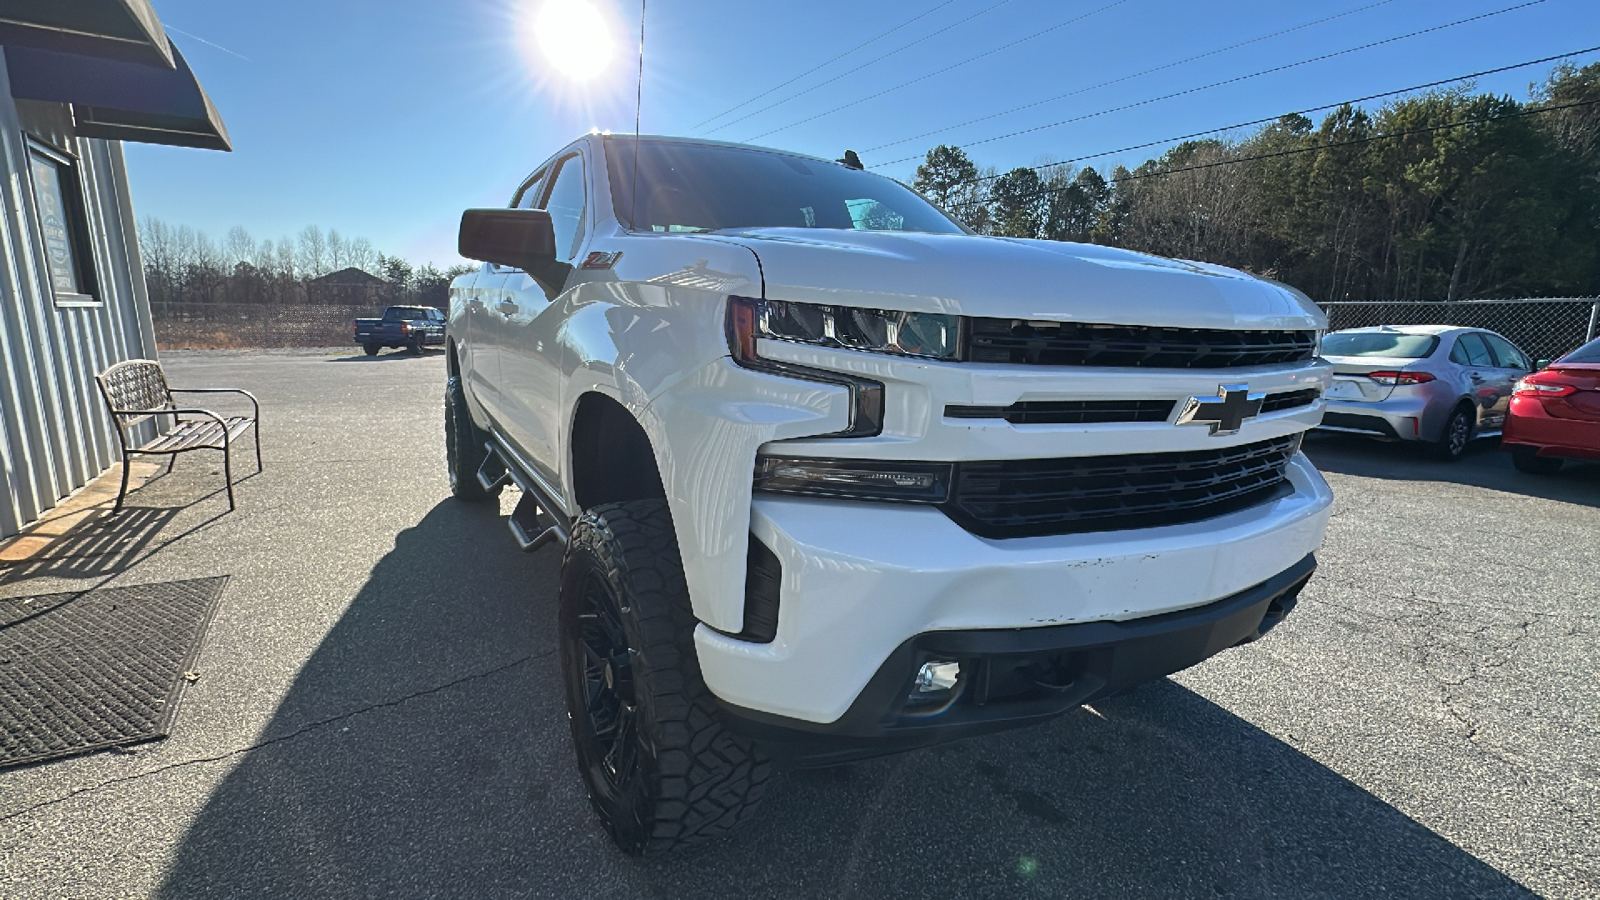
[0,47,159,539]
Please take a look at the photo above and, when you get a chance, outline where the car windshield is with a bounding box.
[1321,331,1440,358]
[1557,336,1600,364]
[604,138,964,235]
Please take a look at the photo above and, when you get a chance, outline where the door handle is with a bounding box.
[1469,373,1484,383]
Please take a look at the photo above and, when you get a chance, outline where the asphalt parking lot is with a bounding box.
[1,349,1596,899]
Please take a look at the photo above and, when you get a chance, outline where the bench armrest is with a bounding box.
[168,388,260,420]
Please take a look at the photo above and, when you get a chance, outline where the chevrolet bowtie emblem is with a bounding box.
[1176,384,1265,435]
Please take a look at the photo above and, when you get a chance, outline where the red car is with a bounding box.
[1503,336,1600,473]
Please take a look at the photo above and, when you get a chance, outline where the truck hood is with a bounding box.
[700,228,1325,331]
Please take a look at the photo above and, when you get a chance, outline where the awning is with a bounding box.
[0,0,173,68]
[5,42,230,151]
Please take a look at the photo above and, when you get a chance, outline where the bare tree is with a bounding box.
[297,225,328,277]
[225,225,255,267]
[275,238,298,280]
[347,236,376,274]
[327,228,347,271]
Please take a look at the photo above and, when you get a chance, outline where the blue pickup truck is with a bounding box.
[353,305,446,356]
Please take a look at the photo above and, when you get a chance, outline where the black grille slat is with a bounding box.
[945,436,1300,538]
[1258,388,1321,413]
[966,320,1317,368]
[944,389,1319,426]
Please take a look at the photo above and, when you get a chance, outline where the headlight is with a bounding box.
[754,456,951,503]
[729,297,960,360]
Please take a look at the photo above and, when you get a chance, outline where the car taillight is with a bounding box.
[401,322,411,333]
[1367,370,1435,385]
[1514,371,1577,397]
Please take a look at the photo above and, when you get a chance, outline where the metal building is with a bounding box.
[0,0,229,539]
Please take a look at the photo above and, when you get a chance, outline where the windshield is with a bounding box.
[1321,331,1440,359]
[1557,336,1600,364]
[604,139,964,235]
[385,308,431,321]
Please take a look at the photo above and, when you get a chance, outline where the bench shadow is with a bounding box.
[154,499,1532,898]
[1305,431,1600,508]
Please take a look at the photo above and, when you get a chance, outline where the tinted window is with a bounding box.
[28,144,96,300]
[1557,336,1600,364]
[1321,332,1439,358]
[1452,333,1494,367]
[541,156,587,261]
[605,138,965,235]
[1482,333,1530,370]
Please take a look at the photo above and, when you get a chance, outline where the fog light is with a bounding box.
[914,660,960,693]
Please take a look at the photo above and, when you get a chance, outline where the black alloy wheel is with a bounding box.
[363,343,380,356]
[557,500,770,855]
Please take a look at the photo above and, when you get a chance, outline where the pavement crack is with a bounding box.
[0,651,549,824]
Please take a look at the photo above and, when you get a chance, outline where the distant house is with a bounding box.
[0,0,229,539]
[308,267,388,306]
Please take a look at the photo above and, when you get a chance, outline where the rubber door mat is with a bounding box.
[0,576,229,768]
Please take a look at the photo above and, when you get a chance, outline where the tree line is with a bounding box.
[913,63,1600,301]
[139,218,472,310]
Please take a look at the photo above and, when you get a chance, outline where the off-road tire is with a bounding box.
[445,375,500,501]
[363,343,381,356]
[1432,405,1474,461]
[558,499,770,855]
[1510,445,1563,474]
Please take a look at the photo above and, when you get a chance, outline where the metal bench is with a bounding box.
[95,359,261,512]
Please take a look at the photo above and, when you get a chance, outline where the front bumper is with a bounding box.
[719,554,1315,766]
[694,453,1331,737]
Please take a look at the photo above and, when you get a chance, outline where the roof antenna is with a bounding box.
[838,150,863,170]
[631,0,646,231]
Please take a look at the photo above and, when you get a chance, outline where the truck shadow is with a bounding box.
[325,348,442,362]
[1305,431,1600,508]
[155,499,1532,899]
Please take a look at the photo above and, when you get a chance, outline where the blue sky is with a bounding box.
[126,0,1600,267]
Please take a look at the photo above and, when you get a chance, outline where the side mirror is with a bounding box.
[1535,359,1551,370]
[458,208,557,271]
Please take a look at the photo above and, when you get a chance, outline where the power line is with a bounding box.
[743,0,1133,143]
[700,0,1017,137]
[947,43,1600,191]
[873,0,1549,167]
[864,0,1397,155]
[690,0,962,132]
[944,96,1600,211]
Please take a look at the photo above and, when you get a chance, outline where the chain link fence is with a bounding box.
[151,302,433,350]
[1319,298,1600,363]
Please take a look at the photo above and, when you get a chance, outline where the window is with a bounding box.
[1558,336,1600,364]
[603,138,966,235]
[1482,333,1530,370]
[513,168,549,209]
[1320,332,1439,358]
[540,155,587,262]
[1450,333,1494,367]
[27,142,97,303]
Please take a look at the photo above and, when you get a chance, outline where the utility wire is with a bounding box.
[700,0,1017,137]
[945,43,1600,191]
[943,97,1600,211]
[691,0,962,132]
[744,0,1133,142]
[874,0,1549,167]
[864,0,1396,155]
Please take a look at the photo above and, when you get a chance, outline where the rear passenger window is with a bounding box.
[1452,333,1494,367]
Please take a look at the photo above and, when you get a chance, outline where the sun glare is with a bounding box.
[526,0,614,81]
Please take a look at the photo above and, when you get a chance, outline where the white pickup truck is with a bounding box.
[446,134,1333,854]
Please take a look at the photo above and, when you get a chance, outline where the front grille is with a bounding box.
[965,319,1317,368]
[945,399,1174,424]
[943,388,1321,425]
[945,435,1301,538]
